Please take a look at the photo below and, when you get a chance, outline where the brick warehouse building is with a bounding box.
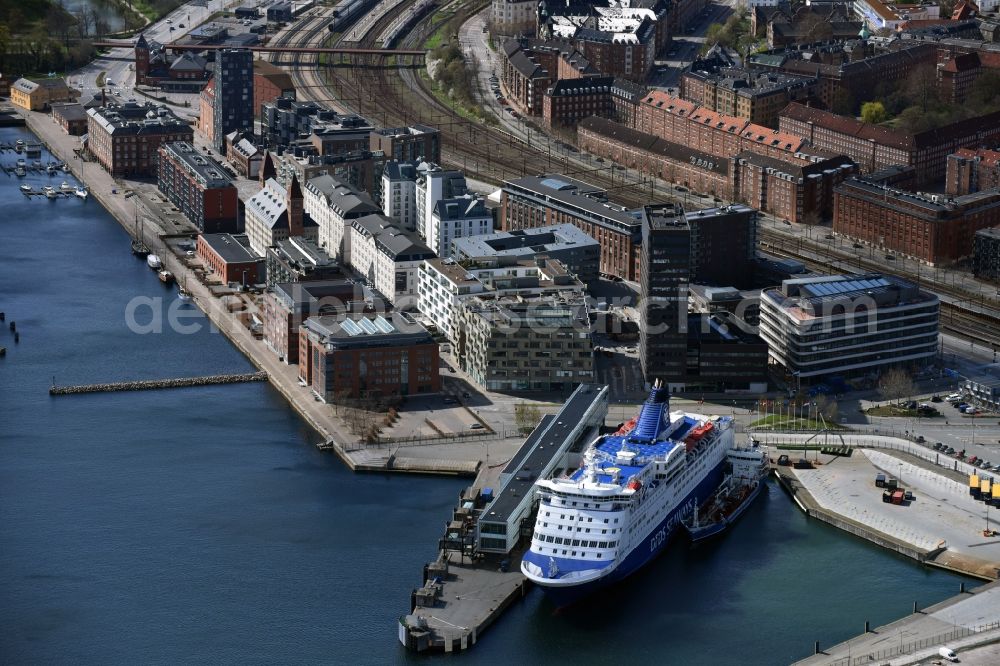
[577,116,736,199]
[577,115,855,223]
[196,233,262,285]
[833,177,1000,265]
[542,76,614,129]
[946,148,1000,196]
[779,102,1000,186]
[298,313,440,401]
[499,174,642,281]
[252,60,295,120]
[86,102,193,178]
[158,142,239,233]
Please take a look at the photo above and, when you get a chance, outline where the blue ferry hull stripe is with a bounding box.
[536,459,727,607]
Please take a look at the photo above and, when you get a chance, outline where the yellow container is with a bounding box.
[993,485,1000,499]
[982,480,992,494]
[970,474,980,487]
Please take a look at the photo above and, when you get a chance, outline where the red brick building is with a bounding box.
[542,76,614,129]
[735,151,855,224]
[500,173,642,280]
[833,177,1000,265]
[936,52,981,103]
[578,116,735,199]
[779,102,1000,186]
[86,102,193,178]
[196,233,262,285]
[946,148,1000,196]
[262,280,365,364]
[51,103,88,135]
[198,78,215,143]
[298,313,440,401]
[253,60,295,120]
[158,141,239,233]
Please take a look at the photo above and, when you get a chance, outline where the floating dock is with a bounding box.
[49,371,269,395]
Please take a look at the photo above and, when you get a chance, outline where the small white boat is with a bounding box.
[59,181,73,192]
[147,254,162,270]
[43,185,55,194]
[62,164,70,172]
[15,166,27,177]
[14,140,24,153]
[47,164,57,174]
[46,189,59,199]
[74,186,88,199]
[20,184,32,193]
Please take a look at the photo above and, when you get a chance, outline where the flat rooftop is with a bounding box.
[484,384,605,523]
[504,174,641,234]
[200,233,258,264]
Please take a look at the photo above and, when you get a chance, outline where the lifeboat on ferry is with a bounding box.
[614,417,638,436]
[626,479,642,491]
[684,422,714,451]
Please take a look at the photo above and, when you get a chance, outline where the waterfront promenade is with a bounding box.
[17,110,486,476]
[794,580,1000,666]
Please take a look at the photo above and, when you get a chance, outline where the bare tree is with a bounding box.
[879,367,915,406]
[514,402,542,435]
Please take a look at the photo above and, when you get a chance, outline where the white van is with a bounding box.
[939,646,959,662]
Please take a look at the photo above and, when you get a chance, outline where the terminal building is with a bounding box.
[758,274,940,380]
[477,384,610,554]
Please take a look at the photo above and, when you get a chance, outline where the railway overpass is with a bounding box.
[92,41,425,65]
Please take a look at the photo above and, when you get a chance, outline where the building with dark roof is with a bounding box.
[369,125,441,164]
[86,102,194,177]
[759,273,939,379]
[542,76,614,129]
[779,102,1000,185]
[452,224,601,287]
[348,214,436,307]
[427,195,493,258]
[298,313,440,401]
[685,313,769,392]
[946,148,1000,196]
[196,233,263,285]
[211,49,253,152]
[680,67,819,129]
[51,103,88,135]
[304,173,380,261]
[158,142,239,233]
[973,227,1000,282]
[265,236,341,288]
[500,173,643,280]
[263,279,369,363]
[833,177,1000,265]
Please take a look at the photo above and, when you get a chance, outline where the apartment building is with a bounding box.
[348,214,436,308]
[86,102,193,178]
[381,161,420,230]
[157,141,239,233]
[244,176,317,257]
[303,174,380,262]
[426,195,493,258]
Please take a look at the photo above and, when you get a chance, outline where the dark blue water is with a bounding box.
[0,127,971,665]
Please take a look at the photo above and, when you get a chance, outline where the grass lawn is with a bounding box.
[749,415,845,430]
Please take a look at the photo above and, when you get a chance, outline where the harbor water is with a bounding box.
[0,126,971,664]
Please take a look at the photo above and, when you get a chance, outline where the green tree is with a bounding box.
[860,101,888,124]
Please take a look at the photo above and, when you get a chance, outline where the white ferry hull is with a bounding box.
[523,458,726,607]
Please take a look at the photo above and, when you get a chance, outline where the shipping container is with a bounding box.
[970,474,980,494]
[982,480,992,496]
[891,490,905,504]
[882,490,893,503]
[875,473,886,488]
[887,478,898,491]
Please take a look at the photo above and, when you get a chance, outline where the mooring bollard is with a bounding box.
[865,620,870,633]
[814,640,820,655]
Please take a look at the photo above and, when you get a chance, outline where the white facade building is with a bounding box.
[492,0,537,36]
[348,214,436,309]
[415,164,469,242]
[758,274,939,379]
[381,161,419,231]
[304,174,379,263]
[425,195,494,258]
[417,255,586,345]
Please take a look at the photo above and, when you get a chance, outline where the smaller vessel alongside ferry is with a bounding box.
[74,186,88,199]
[147,254,162,270]
[59,181,74,192]
[20,184,32,194]
[683,440,769,543]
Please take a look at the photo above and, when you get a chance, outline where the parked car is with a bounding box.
[946,446,955,454]
[469,423,484,430]
[931,395,943,402]
[853,243,863,248]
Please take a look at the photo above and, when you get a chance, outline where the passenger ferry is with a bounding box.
[521,380,733,606]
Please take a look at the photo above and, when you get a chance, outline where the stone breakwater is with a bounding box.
[49,372,269,395]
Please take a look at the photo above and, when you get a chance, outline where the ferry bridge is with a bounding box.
[91,41,426,66]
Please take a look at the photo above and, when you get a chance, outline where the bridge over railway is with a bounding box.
[92,41,425,65]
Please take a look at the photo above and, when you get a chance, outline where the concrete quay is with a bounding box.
[763,433,1000,581]
[16,109,489,477]
[794,580,1000,666]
